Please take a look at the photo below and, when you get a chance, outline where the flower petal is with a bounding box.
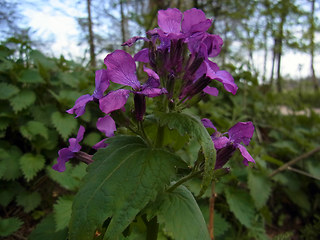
[66,94,94,118]
[228,122,254,145]
[96,115,116,137]
[203,86,219,96]
[212,136,229,149]
[203,34,223,58]
[52,148,74,172]
[121,36,148,47]
[134,48,149,63]
[104,50,140,89]
[136,88,167,98]
[205,61,238,95]
[92,69,109,99]
[237,144,255,165]
[201,118,217,130]
[99,89,130,114]
[92,138,109,150]
[182,8,212,33]
[76,125,85,142]
[158,8,183,34]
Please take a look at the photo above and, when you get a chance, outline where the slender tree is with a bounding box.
[309,0,319,91]
[86,0,96,68]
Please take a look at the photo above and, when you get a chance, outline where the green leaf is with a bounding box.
[20,121,49,140]
[248,170,272,209]
[51,111,77,140]
[0,82,19,100]
[19,153,45,181]
[47,162,87,191]
[53,196,74,231]
[150,186,210,240]
[225,187,256,228]
[69,136,184,240]
[16,191,41,213]
[0,117,10,130]
[0,182,24,207]
[18,69,44,83]
[10,89,36,112]
[29,214,68,240]
[214,212,231,237]
[0,217,23,237]
[154,112,216,197]
[0,146,22,180]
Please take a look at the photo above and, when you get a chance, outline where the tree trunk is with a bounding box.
[87,0,96,68]
[120,0,127,48]
[310,0,319,91]
[270,37,276,87]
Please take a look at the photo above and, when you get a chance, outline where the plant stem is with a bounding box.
[155,125,164,148]
[138,121,152,146]
[146,216,159,240]
[167,170,202,192]
[208,182,216,240]
[269,146,320,178]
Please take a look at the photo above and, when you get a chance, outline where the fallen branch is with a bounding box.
[269,146,320,178]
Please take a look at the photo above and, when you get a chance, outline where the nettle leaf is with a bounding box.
[225,187,256,228]
[53,195,74,231]
[0,117,10,130]
[151,186,210,240]
[0,82,19,100]
[16,191,41,213]
[0,146,22,180]
[0,217,23,237]
[29,214,68,240]
[47,162,87,191]
[248,170,272,209]
[154,112,215,197]
[69,136,184,240]
[214,212,231,237]
[10,89,36,112]
[20,121,49,140]
[19,153,45,181]
[0,182,24,207]
[18,69,44,84]
[51,111,77,140]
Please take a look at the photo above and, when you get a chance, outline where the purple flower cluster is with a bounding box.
[53,8,254,172]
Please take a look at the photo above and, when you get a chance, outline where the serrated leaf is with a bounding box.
[20,121,49,140]
[19,153,45,181]
[154,112,215,197]
[248,170,272,209]
[284,188,311,212]
[51,111,77,140]
[19,69,44,83]
[0,146,22,180]
[69,136,184,240]
[0,182,24,207]
[225,187,256,228]
[0,117,10,130]
[29,214,68,240]
[47,162,87,191]
[16,191,41,213]
[214,212,231,237]
[10,89,36,112]
[54,196,74,231]
[0,217,23,237]
[0,82,19,99]
[151,185,210,240]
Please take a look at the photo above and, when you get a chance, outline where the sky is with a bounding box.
[15,0,320,80]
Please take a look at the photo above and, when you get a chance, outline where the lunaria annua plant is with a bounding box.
[53,8,255,240]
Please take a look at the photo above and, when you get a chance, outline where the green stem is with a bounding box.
[146,216,159,240]
[167,170,202,193]
[155,125,164,148]
[138,121,152,146]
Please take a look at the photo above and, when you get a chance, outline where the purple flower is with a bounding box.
[53,125,85,172]
[101,50,167,121]
[202,119,255,169]
[66,69,109,118]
